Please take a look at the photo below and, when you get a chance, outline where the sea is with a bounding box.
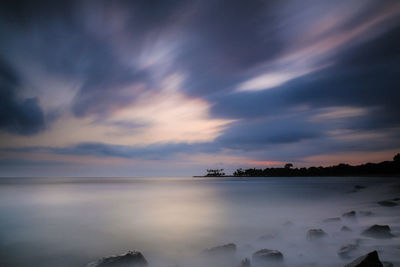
[0,176,399,267]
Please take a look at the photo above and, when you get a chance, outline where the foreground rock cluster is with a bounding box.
[86,251,147,267]
[85,186,399,267]
[86,248,389,267]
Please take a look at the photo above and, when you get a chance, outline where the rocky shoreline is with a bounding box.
[84,184,400,267]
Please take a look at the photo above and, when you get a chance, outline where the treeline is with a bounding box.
[231,153,400,177]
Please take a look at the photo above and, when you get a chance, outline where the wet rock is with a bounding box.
[238,258,251,267]
[359,211,373,216]
[323,217,341,223]
[362,225,394,239]
[341,226,352,232]
[86,251,147,267]
[306,229,327,240]
[377,200,398,207]
[344,250,383,267]
[342,211,356,218]
[252,249,283,264]
[202,243,236,256]
[338,243,359,259]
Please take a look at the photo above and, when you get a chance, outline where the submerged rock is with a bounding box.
[342,211,356,218]
[252,249,283,264]
[306,229,327,240]
[344,250,383,267]
[238,257,251,267]
[323,217,341,223]
[341,226,352,232]
[383,261,394,267]
[362,225,394,239]
[202,243,237,256]
[86,251,147,267]
[377,200,398,207]
[338,243,359,259]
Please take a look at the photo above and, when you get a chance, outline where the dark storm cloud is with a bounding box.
[215,115,323,150]
[0,0,190,118]
[0,58,45,135]
[211,24,400,131]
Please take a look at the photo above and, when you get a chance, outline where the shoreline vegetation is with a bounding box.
[195,153,400,177]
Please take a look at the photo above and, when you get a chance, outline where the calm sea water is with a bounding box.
[0,177,399,267]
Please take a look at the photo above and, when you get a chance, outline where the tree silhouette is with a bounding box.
[284,163,293,169]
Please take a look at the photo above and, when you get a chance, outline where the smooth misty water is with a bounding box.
[0,177,399,267]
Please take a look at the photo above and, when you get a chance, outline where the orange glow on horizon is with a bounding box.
[247,160,285,166]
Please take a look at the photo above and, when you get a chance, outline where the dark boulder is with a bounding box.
[238,257,251,267]
[86,251,147,267]
[382,262,394,267]
[252,249,283,265]
[362,225,394,239]
[377,201,398,207]
[344,250,383,267]
[306,229,327,240]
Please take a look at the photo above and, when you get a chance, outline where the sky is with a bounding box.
[0,0,399,177]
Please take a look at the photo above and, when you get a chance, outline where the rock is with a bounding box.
[306,229,327,240]
[238,258,251,267]
[252,249,283,264]
[323,217,341,223]
[359,211,373,216]
[362,225,394,239]
[341,226,352,232]
[342,211,356,218]
[86,251,147,267]
[377,200,398,207]
[202,243,236,256]
[382,261,394,267]
[338,243,358,259]
[344,250,383,267]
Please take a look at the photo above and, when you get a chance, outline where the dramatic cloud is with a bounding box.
[0,58,46,135]
[0,0,399,176]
